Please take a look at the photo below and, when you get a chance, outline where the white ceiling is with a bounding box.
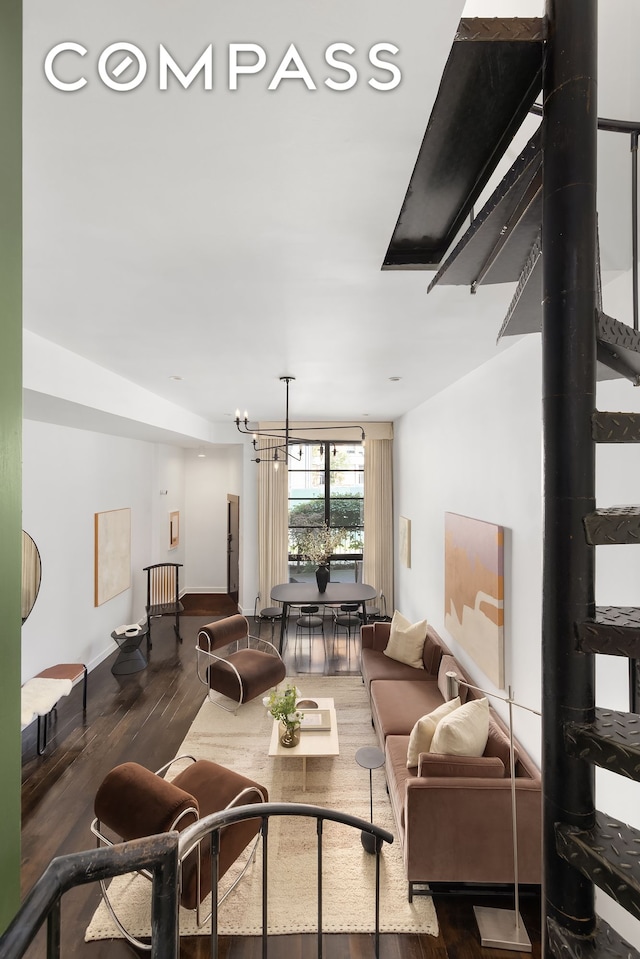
[21,1,640,442]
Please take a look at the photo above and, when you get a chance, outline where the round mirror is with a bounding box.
[22,530,42,624]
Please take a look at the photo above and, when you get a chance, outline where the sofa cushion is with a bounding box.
[430,697,490,757]
[361,648,436,687]
[406,697,461,768]
[484,719,520,773]
[422,632,443,674]
[437,654,468,702]
[383,611,427,669]
[370,679,445,740]
[417,753,505,778]
[384,735,412,830]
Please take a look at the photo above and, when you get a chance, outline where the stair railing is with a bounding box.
[0,833,180,959]
[180,802,394,959]
[0,803,393,959]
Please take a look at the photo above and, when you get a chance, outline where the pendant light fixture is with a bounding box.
[235,376,365,468]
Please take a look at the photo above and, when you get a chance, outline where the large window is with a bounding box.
[288,442,364,583]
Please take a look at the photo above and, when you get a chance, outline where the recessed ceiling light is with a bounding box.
[169,375,183,381]
[388,376,402,382]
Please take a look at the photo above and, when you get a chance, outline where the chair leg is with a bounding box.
[37,712,48,755]
[174,611,182,644]
[98,878,153,951]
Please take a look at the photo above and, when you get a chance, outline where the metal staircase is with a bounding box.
[384,3,640,955]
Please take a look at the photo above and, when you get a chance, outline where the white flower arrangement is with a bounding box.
[298,523,345,565]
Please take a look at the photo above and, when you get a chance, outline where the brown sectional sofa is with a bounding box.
[361,620,542,899]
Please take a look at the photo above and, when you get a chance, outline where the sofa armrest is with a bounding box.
[403,775,542,885]
[360,624,374,650]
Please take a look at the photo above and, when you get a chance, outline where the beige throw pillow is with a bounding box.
[383,610,427,669]
[430,697,490,757]
[406,697,461,767]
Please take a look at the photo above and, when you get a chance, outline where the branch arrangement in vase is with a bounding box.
[298,523,345,565]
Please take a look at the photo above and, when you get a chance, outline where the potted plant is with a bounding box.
[264,685,304,747]
[298,523,345,593]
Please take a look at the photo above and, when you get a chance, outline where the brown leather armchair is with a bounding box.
[197,614,286,712]
[91,757,267,948]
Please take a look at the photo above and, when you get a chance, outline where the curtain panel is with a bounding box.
[363,438,394,614]
[258,463,289,613]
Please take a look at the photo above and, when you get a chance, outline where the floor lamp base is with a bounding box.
[473,906,532,952]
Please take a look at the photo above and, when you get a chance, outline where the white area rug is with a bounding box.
[85,676,438,940]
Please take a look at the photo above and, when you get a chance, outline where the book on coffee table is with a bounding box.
[299,709,332,731]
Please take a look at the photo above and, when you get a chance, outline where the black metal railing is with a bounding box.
[0,833,179,959]
[0,803,394,959]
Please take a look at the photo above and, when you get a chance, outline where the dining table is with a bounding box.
[270,581,378,653]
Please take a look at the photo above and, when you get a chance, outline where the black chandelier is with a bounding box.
[235,376,366,468]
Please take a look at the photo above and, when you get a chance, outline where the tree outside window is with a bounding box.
[288,442,363,583]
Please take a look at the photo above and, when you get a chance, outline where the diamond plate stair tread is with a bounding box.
[597,312,640,384]
[577,607,640,657]
[547,914,640,959]
[496,282,635,388]
[565,708,640,781]
[583,507,640,545]
[428,128,542,290]
[593,411,640,443]
[556,811,640,919]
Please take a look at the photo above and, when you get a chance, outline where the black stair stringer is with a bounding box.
[556,811,640,920]
[576,607,640,658]
[547,914,640,959]
[584,507,640,546]
[593,412,640,443]
[565,708,640,781]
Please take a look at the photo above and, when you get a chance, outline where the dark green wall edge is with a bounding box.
[0,0,23,933]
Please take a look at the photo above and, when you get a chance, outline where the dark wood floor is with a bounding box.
[19,598,542,958]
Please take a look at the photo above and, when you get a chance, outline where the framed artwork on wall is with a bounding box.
[399,516,411,568]
[94,508,131,606]
[444,512,505,688]
[169,510,180,550]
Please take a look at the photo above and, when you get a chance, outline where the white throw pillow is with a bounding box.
[383,610,427,669]
[406,697,461,768]
[430,697,490,757]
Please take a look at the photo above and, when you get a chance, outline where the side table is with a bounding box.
[111,625,149,676]
[355,745,385,854]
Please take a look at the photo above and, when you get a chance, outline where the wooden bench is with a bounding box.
[21,664,87,754]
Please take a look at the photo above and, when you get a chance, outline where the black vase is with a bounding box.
[316,564,330,594]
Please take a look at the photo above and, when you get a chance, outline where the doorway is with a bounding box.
[227,494,240,606]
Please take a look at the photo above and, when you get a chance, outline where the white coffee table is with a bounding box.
[268,696,339,791]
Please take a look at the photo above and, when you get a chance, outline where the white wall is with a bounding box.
[394,334,544,757]
[21,418,260,682]
[393,316,640,946]
[22,419,159,681]
[151,443,187,565]
[184,445,243,594]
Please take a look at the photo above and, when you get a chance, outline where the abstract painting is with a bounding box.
[444,512,504,688]
[169,510,180,550]
[94,508,131,606]
[399,516,411,568]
